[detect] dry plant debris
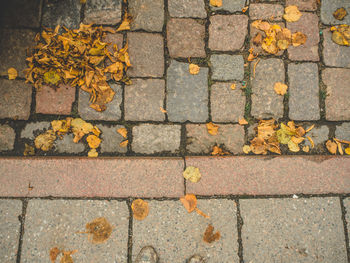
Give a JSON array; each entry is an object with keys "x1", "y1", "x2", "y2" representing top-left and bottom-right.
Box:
[
  {"x1": 331, "y1": 25, "x2": 350, "y2": 46},
  {"x1": 180, "y1": 194, "x2": 209, "y2": 218},
  {"x1": 274, "y1": 82, "x2": 288, "y2": 95},
  {"x1": 7, "y1": 68, "x2": 17, "y2": 80},
  {"x1": 119, "y1": 140, "x2": 128, "y2": 147},
  {"x1": 283, "y1": 6, "x2": 302, "y2": 22},
  {"x1": 210, "y1": 0, "x2": 222, "y2": 7},
  {"x1": 116, "y1": 12, "x2": 132, "y2": 32},
  {"x1": 203, "y1": 224, "x2": 220, "y2": 244},
  {"x1": 326, "y1": 138, "x2": 350, "y2": 155},
  {"x1": 211, "y1": 145, "x2": 229, "y2": 156},
  {"x1": 333, "y1": 7, "x2": 347, "y2": 20},
  {"x1": 50, "y1": 247, "x2": 78, "y2": 263},
  {"x1": 230, "y1": 83, "x2": 236, "y2": 90},
  {"x1": 239, "y1": 118, "x2": 248, "y2": 125},
  {"x1": 117, "y1": 127, "x2": 128, "y2": 138},
  {"x1": 84, "y1": 217, "x2": 113, "y2": 244},
  {"x1": 206, "y1": 122, "x2": 219, "y2": 136},
  {"x1": 189, "y1": 63, "x2": 200, "y2": 75},
  {"x1": 132, "y1": 199, "x2": 149, "y2": 220},
  {"x1": 183, "y1": 166, "x2": 201, "y2": 183}
]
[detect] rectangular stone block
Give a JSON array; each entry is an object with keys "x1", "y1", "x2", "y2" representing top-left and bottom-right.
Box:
[
  {"x1": 0, "y1": 125, "x2": 16, "y2": 152},
  {"x1": 100, "y1": 125, "x2": 127, "y2": 153},
  {"x1": 168, "y1": 0, "x2": 206, "y2": 18},
  {"x1": 84, "y1": 0, "x2": 122, "y2": 25},
  {"x1": 42, "y1": 0, "x2": 80, "y2": 28},
  {"x1": 286, "y1": 0, "x2": 317, "y2": 11},
  {"x1": 249, "y1": 3, "x2": 284, "y2": 21},
  {"x1": 323, "y1": 30, "x2": 350, "y2": 68},
  {"x1": 210, "y1": 54, "x2": 244, "y2": 81},
  {"x1": 211, "y1": 0, "x2": 245, "y2": 12},
  {"x1": 129, "y1": 0, "x2": 164, "y2": 31}
]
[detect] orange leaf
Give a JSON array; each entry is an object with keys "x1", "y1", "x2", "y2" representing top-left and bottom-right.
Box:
[
  {"x1": 210, "y1": 0, "x2": 222, "y2": 7},
  {"x1": 86, "y1": 134, "x2": 101, "y2": 149},
  {"x1": 230, "y1": 83, "x2": 236, "y2": 90},
  {"x1": 119, "y1": 140, "x2": 128, "y2": 147},
  {"x1": 50, "y1": 247, "x2": 60, "y2": 263},
  {"x1": 206, "y1": 122, "x2": 219, "y2": 136},
  {"x1": 189, "y1": 64, "x2": 200, "y2": 75},
  {"x1": 326, "y1": 140, "x2": 337, "y2": 154},
  {"x1": 160, "y1": 107, "x2": 167, "y2": 113},
  {"x1": 8, "y1": 68, "x2": 18, "y2": 80},
  {"x1": 239, "y1": 118, "x2": 248, "y2": 125},
  {"x1": 203, "y1": 224, "x2": 220, "y2": 244},
  {"x1": 85, "y1": 217, "x2": 112, "y2": 244},
  {"x1": 117, "y1": 128, "x2": 128, "y2": 138},
  {"x1": 180, "y1": 194, "x2": 197, "y2": 213},
  {"x1": 132, "y1": 199, "x2": 149, "y2": 220}
]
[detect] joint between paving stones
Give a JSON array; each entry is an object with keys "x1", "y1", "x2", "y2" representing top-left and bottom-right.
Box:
[
  {"x1": 340, "y1": 197, "x2": 350, "y2": 262},
  {"x1": 16, "y1": 199, "x2": 28, "y2": 263},
  {"x1": 126, "y1": 198, "x2": 134, "y2": 263},
  {"x1": 235, "y1": 199, "x2": 245, "y2": 263}
]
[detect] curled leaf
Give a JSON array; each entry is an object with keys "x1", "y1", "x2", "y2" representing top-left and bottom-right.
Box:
[
  {"x1": 283, "y1": 6, "x2": 302, "y2": 22},
  {"x1": 132, "y1": 199, "x2": 149, "y2": 220},
  {"x1": 302, "y1": 145, "x2": 310, "y2": 153},
  {"x1": 85, "y1": 217, "x2": 113, "y2": 244},
  {"x1": 117, "y1": 128, "x2": 128, "y2": 138},
  {"x1": 8, "y1": 68, "x2": 18, "y2": 80},
  {"x1": 203, "y1": 224, "x2": 220, "y2": 244},
  {"x1": 183, "y1": 166, "x2": 201, "y2": 183},
  {"x1": 119, "y1": 140, "x2": 128, "y2": 147},
  {"x1": 306, "y1": 136, "x2": 314, "y2": 149}
]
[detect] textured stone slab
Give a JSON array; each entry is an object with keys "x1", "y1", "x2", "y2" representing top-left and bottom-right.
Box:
[
  {"x1": 125, "y1": 79, "x2": 165, "y2": 121},
  {"x1": 210, "y1": 83, "x2": 245, "y2": 122},
  {"x1": 129, "y1": 0, "x2": 164, "y2": 31},
  {"x1": 249, "y1": 4, "x2": 284, "y2": 21},
  {"x1": 99, "y1": 125, "x2": 127, "y2": 153},
  {"x1": 132, "y1": 200, "x2": 239, "y2": 263},
  {"x1": 186, "y1": 124, "x2": 245, "y2": 154},
  {"x1": 21, "y1": 122, "x2": 51, "y2": 140},
  {"x1": 132, "y1": 124, "x2": 181, "y2": 154},
  {"x1": 211, "y1": 0, "x2": 245, "y2": 12},
  {"x1": 186, "y1": 156, "x2": 350, "y2": 195},
  {"x1": 0, "y1": 79, "x2": 32, "y2": 120},
  {"x1": 21, "y1": 200, "x2": 128, "y2": 263},
  {"x1": 323, "y1": 68, "x2": 350, "y2": 121},
  {"x1": 104, "y1": 33, "x2": 124, "y2": 53},
  {"x1": 288, "y1": 63, "x2": 320, "y2": 120},
  {"x1": 128, "y1": 32, "x2": 164, "y2": 77},
  {"x1": 336, "y1": 122, "x2": 350, "y2": 141},
  {"x1": 287, "y1": 13, "x2": 320, "y2": 61},
  {"x1": 167, "y1": 61, "x2": 208, "y2": 122},
  {"x1": 168, "y1": 0, "x2": 206, "y2": 18},
  {"x1": 78, "y1": 84, "x2": 122, "y2": 121},
  {"x1": 0, "y1": 158, "x2": 184, "y2": 197},
  {"x1": 251, "y1": 58, "x2": 285, "y2": 119},
  {"x1": 321, "y1": 0, "x2": 350, "y2": 25},
  {"x1": 240, "y1": 198, "x2": 347, "y2": 263},
  {"x1": 0, "y1": 125, "x2": 16, "y2": 152},
  {"x1": 209, "y1": 15, "x2": 248, "y2": 51},
  {"x1": 286, "y1": 0, "x2": 317, "y2": 11},
  {"x1": 323, "y1": 30, "x2": 350, "y2": 68},
  {"x1": 54, "y1": 134, "x2": 85, "y2": 154},
  {"x1": 0, "y1": 200, "x2": 22, "y2": 263},
  {"x1": 84, "y1": 0, "x2": 122, "y2": 25},
  {"x1": 42, "y1": 0, "x2": 80, "y2": 28},
  {"x1": 304, "y1": 125, "x2": 329, "y2": 152},
  {"x1": 167, "y1": 18, "x2": 206, "y2": 58},
  {"x1": 210, "y1": 55, "x2": 244, "y2": 81}
]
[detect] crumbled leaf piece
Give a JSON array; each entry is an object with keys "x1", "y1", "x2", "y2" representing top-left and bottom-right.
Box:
[
  {"x1": 243, "y1": 145, "x2": 251, "y2": 154},
  {"x1": 247, "y1": 48, "x2": 258, "y2": 61},
  {"x1": 288, "y1": 140, "x2": 300, "y2": 152},
  {"x1": 242, "y1": 6, "x2": 248, "y2": 13},
  {"x1": 183, "y1": 166, "x2": 201, "y2": 183},
  {"x1": 24, "y1": 143, "x2": 35, "y2": 156},
  {"x1": 132, "y1": 199, "x2": 149, "y2": 220},
  {"x1": 277, "y1": 129, "x2": 291, "y2": 144},
  {"x1": 333, "y1": 7, "x2": 347, "y2": 21},
  {"x1": 283, "y1": 6, "x2": 302, "y2": 22},
  {"x1": 119, "y1": 140, "x2": 128, "y2": 147},
  {"x1": 335, "y1": 139, "x2": 344, "y2": 155},
  {"x1": 345, "y1": 147, "x2": 350, "y2": 155},
  {"x1": 160, "y1": 107, "x2": 167, "y2": 113},
  {"x1": 210, "y1": 0, "x2": 222, "y2": 7},
  {"x1": 230, "y1": 83, "x2": 236, "y2": 90},
  {"x1": 116, "y1": 12, "x2": 132, "y2": 32},
  {"x1": 274, "y1": 82, "x2": 288, "y2": 95},
  {"x1": 252, "y1": 20, "x2": 271, "y2": 31},
  {"x1": 206, "y1": 122, "x2": 219, "y2": 136},
  {"x1": 203, "y1": 224, "x2": 220, "y2": 244},
  {"x1": 211, "y1": 146, "x2": 229, "y2": 156},
  {"x1": 291, "y1": 136, "x2": 304, "y2": 144},
  {"x1": 43, "y1": 70, "x2": 61, "y2": 85},
  {"x1": 296, "y1": 126, "x2": 306, "y2": 137},
  {"x1": 85, "y1": 217, "x2": 113, "y2": 244},
  {"x1": 253, "y1": 33, "x2": 263, "y2": 45},
  {"x1": 239, "y1": 118, "x2": 248, "y2": 125},
  {"x1": 117, "y1": 128, "x2": 128, "y2": 138},
  {"x1": 92, "y1": 126, "x2": 101, "y2": 136},
  {"x1": 302, "y1": 145, "x2": 310, "y2": 153},
  {"x1": 34, "y1": 130, "x2": 56, "y2": 151},
  {"x1": 60, "y1": 250, "x2": 77, "y2": 263},
  {"x1": 8, "y1": 68, "x2": 17, "y2": 80},
  {"x1": 292, "y1": 32, "x2": 307, "y2": 46},
  {"x1": 88, "y1": 148, "x2": 98, "y2": 157},
  {"x1": 86, "y1": 135, "x2": 101, "y2": 149},
  {"x1": 50, "y1": 247, "x2": 61, "y2": 263},
  {"x1": 305, "y1": 124, "x2": 315, "y2": 133},
  {"x1": 189, "y1": 64, "x2": 200, "y2": 75},
  {"x1": 306, "y1": 136, "x2": 314, "y2": 148},
  {"x1": 326, "y1": 140, "x2": 337, "y2": 154}
]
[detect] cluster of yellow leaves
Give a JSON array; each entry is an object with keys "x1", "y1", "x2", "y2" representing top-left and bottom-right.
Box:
[
  {"x1": 50, "y1": 247, "x2": 77, "y2": 263},
  {"x1": 25, "y1": 23, "x2": 131, "y2": 112},
  {"x1": 131, "y1": 199, "x2": 149, "y2": 220},
  {"x1": 326, "y1": 138, "x2": 350, "y2": 155},
  {"x1": 283, "y1": 6, "x2": 302, "y2": 22},
  {"x1": 183, "y1": 166, "x2": 201, "y2": 183},
  {"x1": 333, "y1": 7, "x2": 347, "y2": 21},
  {"x1": 331, "y1": 25, "x2": 350, "y2": 46}
]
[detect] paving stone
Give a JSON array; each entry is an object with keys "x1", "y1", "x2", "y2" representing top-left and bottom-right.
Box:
[
  {"x1": 128, "y1": 32, "x2": 164, "y2": 77},
  {"x1": 0, "y1": 200, "x2": 22, "y2": 263},
  {"x1": 132, "y1": 124, "x2": 181, "y2": 154},
  {"x1": 21, "y1": 200, "x2": 129, "y2": 262},
  {"x1": 210, "y1": 82, "x2": 245, "y2": 122},
  {"x1": 0, "y1": 79, "x2": 32, "y2": 120},
  {"x1": 167, "y1": 18, "x2": 206, "y2": 58},
  {"x1": 288, "y1": 63, "x2": 320, "y2": 121},
  {"x1": 125, "y1": 79, "x2": 165, "y2": 121},
  {"x1": 321, "y1": 0, "x2": 350, "y2": 25},
  {"x1": 166, "y1": 61, "x2": 208, "y2": 122},
  {"x1": 0, "y1": 29, "x2": 36, "y2": 78},
  {"x1": 240, "y1": 198, "x2": 347, "y2": 263},
  {"x1": 104, "y1": 33, "x2": 124, "y2": 53},
  {"x1": 36, "y1": 85, "x2": 76, "y2": 115},
  {"x1": 84, "y1": 0, "x2": 122, "y2": 25},
  {"x1": 132, "y1": 200, "x2": 239, "y2": 263},
  {"x1": 249, "y1": 4, "x2": 284, "y2": 21},
  {"x1": 287, "y1": 13, "x2": 320, "y2": 61},
  {"x1": 323, "y1": 68, "x2": 350, "y2": 121},
  {"x1": 78, "y1": 84, "x2": 122, "y2": 121},
  {"x1": 211, "y1": 0, "x2": 245, "y2": 12},
  {"x1": 335, "y1": 122, "x2": 350, "y2": 141},
  {"x1": 186, "y1": 124, "x2": 245, "y2": 154},
  {"x1": 286, "y1": 0, "x2": 317, "y2": 11},
  {"x1": 210, "y1": 55, "x2": 244, "y2": 81},
  {"x1": 42, "y1": 0, "x2": 80, "y2": 28},
  {"x1": 54, "y1": 134, "x2": 85, "y2": 154},
  {"x1": 99, "y1": 125, "x2": 127, "y2": 153},
  {"x1": 323, "y1": 30, "x2": 350, "y2": 68},
  {"x1": 168, "y1": 0, "x2": 206, "y2": 18},
  {"x1": 303, "y1": 125, "x2": 329, "y2": 152},
  {"x1": 209, "y1": 15, "x2": 248, "y2": 51},
  {"x1": 129, "y1": 0, "x2": 164, "y2": 31},
  {"x1": 251, "y1": 58, "x2": 285, "y2": 119},
  {"x1": 21, "y1": 122, "x2": 51, "y2": 140},
  {"x1": 0, "y1": 125, "x2": 16, "y2": 152}
]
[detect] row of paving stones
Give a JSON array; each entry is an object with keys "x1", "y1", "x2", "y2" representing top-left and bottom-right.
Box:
[{"x1": 1, "y1": 196, "x2": 349, "y2": 262}]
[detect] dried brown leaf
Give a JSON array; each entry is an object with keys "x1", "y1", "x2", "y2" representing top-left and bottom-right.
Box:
[
  {"x1": 60, "y1": 250, "x2": 77, "y2": 263},
  {"x1": 203, "y1": 224, "x2": 220, "y2": 244},
  {"x1": 132, "y1": 199, "x2": 149, "y2": 220},
  {"x1": 283, "y1": 6, "x2": 302, "y2": 22},
  {"x1": 50, "y1": 247, "x2": 60, "y2": 263},
  {"x1": 253, "y1": 33, "x2": 263, "y2": 46},
  {"x1": 333, "y1": 7, "x2": 347, "y2": 21},
  {"x1": 85, "y1": 217, "x2": 112, "y2": 244}
]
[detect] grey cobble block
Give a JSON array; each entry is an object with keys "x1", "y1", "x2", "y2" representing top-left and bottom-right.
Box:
[
  {"x1": 0, "y1": 125, "x2": 16, "y2": 151},
  {"x1": 55, "y1": 134, "x2": 85, "y2": 154},
  {"x1": 335, "y1": 122, "x2": 350, "y2": 141},
  {"x1": 210, "y1": 55, "x2": 244, "y2": 81},
  {"x1": 286, "y1": 0, "x2": 317, "y2": 11},
  {"x1": 321, "y1": 0, "x2": 350, "y2": 25},
  {"x1": 304, "y1": 125, "x2": 329, "y2": 151},
  {"x1": 211, "y1": 0, "x2": 245, "y2": 12},
  {"x1": 21, "y1": 122, "x2": 51, "y2": 140},
  {"x1": 129, "y1": 0, "x2": 164, "y2": 31},
  {"x1": 42, "y1": 0, "x2": 80, "y2": 28},
  {"x1": 100, "y1": 125, "x2": 127, "y2": 153},
  {"x1": 249, "y1": 4, "x2": 284, "y2": 21},
  {"x1": 168, "y1": 0, "x2": 206, "y2": 18},
  {"x1": 323, "y1": 30, "x2": 350, "y2": 68},
  {"x1": 84, "y1": 0, "x2": 122, "y2": 25}
]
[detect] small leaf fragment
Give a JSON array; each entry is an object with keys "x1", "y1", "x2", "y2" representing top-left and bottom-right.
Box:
[
  {"x1": 86, "y1": 134, "x2": 101, "y2": 149},
  {"x1": 206, "y1": 122, "x2": 219, "y2": 136},
  {"x1": 230, "y1": 83, "x2": 236, "y2": 90},
  {"x1": 34, "y1": 130, "x2": 56, "y2": 151},
  {"x1": 210, "y1": 0, "x2": 222, "y2": 7},
  {"x1": 180, "y1": 194, "x2": 197, "y2": 213},
  {"x1": 239, "y1": 118, "x2": 248, "y2": 125},
  {"x1": 306, "y1": 136, "x2": 314, "y2": 149},
  {"x1": 345, "y1": 147, "x2": 350, "y2": 155},
  {"x1": 117, "y1": 128, "x2": 128, "y2": 138},
  {"x1": 333, "y1": 7, "x2": 347, "y2": 21},
  {"x1": 243, "y1": 145, "x2": 251, "y2": 154},
  {"x1": 189, "y1": 64, "x2": 200, "y2": 75},
  {"x1": 85, "y1": 217, "x2": 113, "y2": 244},
  {"x1": 60, "y1": 250, "x2": 77, "y2": 263},
  {"x1": 24, "y1": 143, "x2": 35, "y2": 156},
  {"x1": 305, "y1": 124, "x2": 315, "y2": 133},
  {"x1": 50, "y1": 247, "x2": 61, "y2": 263},
  {"x1": 283, "y1": 5, "x2": 302, "y2": 22},
  {"x1": 203, "y1": 224, "x2": 220, "y2": 244},
  {"x1": 274, "y1": 82, "x2": 288, "y2": 95},
  {"x1": 119, "y1": 140, "x2": 128, "y2": 147},
  {"x1": 326, "y1": 140, "x2": 337, "y2": 154},
  {"x1": 183, "y1": 166, "x2": 201, "y2": 183},
  {"x1": 160, "y1": 107, "x2": 167, "y2": 113},
  {"x1": 132, "y1": 199, "x2": 149, "y2": 220},
  {"x1": 288, "y1": 140, "x2": 300, "y2": 152},
  {"x1": 88, "y1": 148, "x2": 98, "y2": 157},
  {"x1": 302, "y1": 145, "x2": 310, "y2": 153},
  {"x1": 8, "y1": 68, "x2": 18, "y2": 80}
]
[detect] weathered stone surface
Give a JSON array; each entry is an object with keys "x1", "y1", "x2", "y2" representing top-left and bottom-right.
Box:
[
  {"x1": 303, "y1": 125, "x2": 329, "y2": 152},
  {"x1": 0, "y1": 79, "x2": 32, "y2": 120},
  {"x1": 104, "y1": 33, "x2": 123, "y2": 53},
  {"x1": 166, "y1": 61, "x2": 208, "y2": 122},
  {"x1": 286, "y1": 0, "x2": 317, "y2": 11},
  {"x1": 21, "y1": 200, "x2": 129, "y2": 262},
  {"x1": 321, "y1": 0, "x2": 350, "y2": 25},
  {"x1": 0, "y1": 200, "x2": 22, "y2": 263},
  {"x1": 129, "y1": 0, "x2": 164, "y2": 31},
  {"x1": 249, "y1": 4, "x2": 284, "y2": 21},
  {"x1": 128, "y1": 32, "x2": 164, "y2": 77},
  {"x1": 167, "y1": 18, "x2": 206, "y2": 58},
  {"x1": 211, "y1": 82, "x2": 245, "y2": 122},
  {"x1": 323, "y1": 30, "x2": 350, "y2": 68},
  {"x1": 251, "y1": 59, "x2": 285, "y2": 119},
  {"x1": 186, "y1": 124, "x2": 245, "y2": 154},
  {"x1": 335, "y1": 122, "x2": 350, "y2": 141},
  {"x1": 21, "y1": 122, "x2": 51, "y2": 140},
  {"x1": 209, "y1": 15, "x2": 248, "y2": 51},
  {"x1": 323, "y1": 68, "x2": 350, "y2": 120},
  {"x1": 0, "y1": 125, "x2": 16, "y2": 152},
  {"x1": 125, "y1": 79, "x2": 165, "y2": 121},
  {"x1": 99, "y1": 125, "x2": 127, "y2": 153},
  {"x1": 240, "y1": 198, "x2": 347, "y2": 263},
  {"x1": 54, "y1": 134, "x2": 85, "y2": 153},
  {"x1": 211, "y1": 0, "x2": 245, "y2": 12},
  {"x1": 288, "y1": 63, "x2": 320, "y2": 120},
  {"x1": 210, "y1": 55, "x2": 244, "y2": 81},
  {"x1": 84, "y1": 0, "x2": 122, "y2": 24},
  {"x1": 168, "y1": 0, "x2": 206, "y2": 18},
  {"x1": 132, "y1": 124, "x2": 181, "y2": 154},
  {"x1": 42, "y1": 0, "x2": 80, "y2": 28},
  {"x1": 78, "y1": 84, "x2": 122, "y2": 121},
  {"x1": 132, "y1": 200, "x2": 239, "y2": 263}
]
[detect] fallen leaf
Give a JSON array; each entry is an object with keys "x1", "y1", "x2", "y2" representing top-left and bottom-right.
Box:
[
  {"x1": 132, "y1": 199, "x2": 149, "y2": 220},
  {"x1": 291, "y1": 136, "x2": 304, "y2": 144},
  {"x1": 296, "y1": 126, "x2": 306, "y2": 137},
  {"x1": 253, "y1": 33, "x2": 263, "y2": 46},
  {"x1": 239, "y1": 118, "x2": 248, "y2": 125},
  {"x1": 43, "y1": 70, "x2": 61, "y2": 85},
  {"x1": 34, "y1": 130, "x2": 56, "y2": 151},
  {"x1": 333, "y1": 7, "x2": 347, "y2": 21},
  {"x1": 92, "y1": 126, "x2": 101, "y2": 136},
  {"x1": 345, "y1": 147, "x2": 350, "y2": 155},
  {"x1": 24, "y1": 143, "x2": 35, "y2": 156},
  {"x1": 243, "y1": 145, "x2": 251, "y2": 154},
  {"x1": 283, "y1": 5, "x2": 302, "y2": 22},
  {"x1": 80, "y1": 0, "x2": 86, "y2": 3},
  {"x1": 119, "y1": 140, "x2": 128, "y2": 147},
  {"x1": 242, "y1": 6, "x2": 249, "y2": 13},
  {"x1": 86, "y1": 134, "x2": 101, "y2": 149},
  {"x1": 306, "y1": 136, "x2": 314, "y2": 148},
  {"x1": 180, "y1": 194, "x2": 197, "y2": 213},
  {"x1": 116, "y1": 12, "x2": 132, "y2": 32},
  {"x1": 288, "y1": 140, "x2": 300, "y2": 152},
  {"x1": 88, "y1": 148, "x2": 98, "y2": 157},
  {"x1": 305, "y1": 124, "x2": 315, "y2": 133},
  {"x1": 326, "y1": 140, "x2": 337, "y2": 154},
  {"x1": 203, "y1": 224, "x2": 220, "y2": 244},
  {"x1": 189, "y1": 64, "x2": 200, "y2": 75},
  {"x1": 292, "y1": 32, "x2": 307, "y2": 46},
  {"x1": 210, "y1": 0, "x2": 222, "y2": 7},
  {"x1": 50, "y1": 247, "x2": 61, "y2": 263},
  {"x1": 274, "y1": 82, "x2": 288, "y2": 95},
  {"x1": 117, "y1": 128, "x2": 128, "y2": 138},
  {"x1": 206, "y1": 122, "x2": 219, "y2": 136},
  {"x1": 8, "y1": 68, "x2": 18, "y2": 80},
  {"x1": 247, "y1": 48, "x2": 258, "y2": 61},
  {"x1": 302, "y1": 145, "x2": 310, "y2": 153},
  {"x1": 250, "y1": 136, "x2": 267, "y2": 155},
  {"x1": 160, "y1": 107, "x2": 167, "y2": 113},
  {"x1": 230, "y1": 83, "x2": 236, "y2": 90},
  {"x1": 85, "y1": 217, "x2": 113, "y2": 244},
  {"x1": 331, "y1": 25, "x2": 350, "y2": 46},
  {"x1": 211, "y1": 145, "x2": 229, "y2": 156},
  {"x1": 335, "y1": 139, "x2": 344, "y2": 155},
  {"x1": 60, "y1": 250, "x2": 77, "y2": 263},
  {"x1": 183, "y1": 166, "x2": 201, "y2": 183}
]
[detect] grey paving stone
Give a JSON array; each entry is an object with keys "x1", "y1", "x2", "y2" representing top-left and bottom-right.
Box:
[
  {"x1": 321, "y1": 0, "x2": 350, "y2": 25},
  {"x1": 78, "y1": 84, "x2": 122, "y2": 121},
  {"x1": 323, "y1": 30, "x2": 350, "y2": 68},
  {"x1": 211, "y1": 0, "x2": 245, "y2": 12},
  {"x1": 84, "y1": 0, "x2": 122, "y2": 25},
  {"x1": 54, "y1": 134, "x2": 85, "y2": 154},
  {"x1": 132, "y1": 199, "x2": 239, "y2": 263},
  {"x1": 21, "y1": 122, "x2": 51, "y2": 140},
  {"x1": 286, "y1": 0, "x2": 317, "y2": 11},
  {"x1": 288, "y1": 63, "x2": 320, "y2": 121},
  {"x1": 99, "y1": 125, "x2": 127, "y2": 153},
  {"x1": 0, "y1": 125, "x2": 16, "y2": 152},
  {"x1": 42, "y1": 0, "x2": 80, "y2": 28},
  {"x1": 0, "y1": 200, "x2": 22, "y2": 263},
  {"x1": 168, "y1": 0, "x2": 206, "y2": 18},
  {"x1": 186, "y1": 124, "x2": 245, "y2": 154},
  {"x1": 240, "y1": 197, "x2": 348, "y2": 263},
  {"x1": 125, "y1": 79, "x2": 165, "y2": 121},
  {"x1": 0, "y1": 79, "x2": 32, "y2": 120},
  {"x1": 304, "y1": 125, "x2": 329, "y2": 152},
  {"x1": 132, "y1": 124, "x2": 181, "y2": 154},
  {"x1": 167, "y1": 61, "x2": 208, "y2": 122},
  {"x1": 129, "y1": 0, "x2": 164, "y2": 31},
  {"x1": 210, "y1": 55, "x2": 244, "y2": 81},
  {"x1": 21, "y1": 200, "x2": 129, "y2": 263},
  {"x1": 335, "y1": 122, "x2": 350, "y2": 141},
  {"x1": 249, "y1": 4, "x2": 284, "y2": 21},
  {"x1": 251, "y1": 58, "x2": 285, "y2": 119},
  {"x1": 210, "y1": 82, "x2": 245, "y2": 122}
]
